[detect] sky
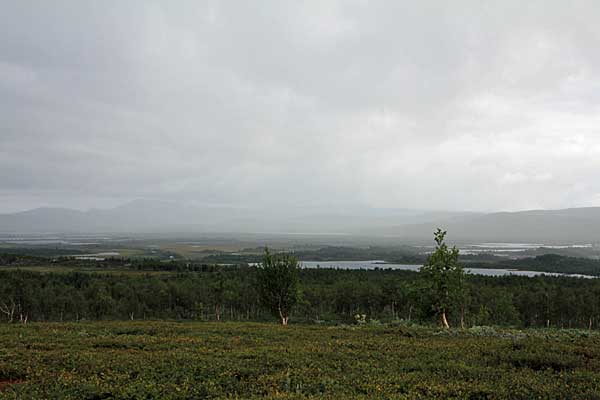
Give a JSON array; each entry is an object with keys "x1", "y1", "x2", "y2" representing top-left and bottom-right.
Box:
[{"x1": 1, "y1": 1, "x2": 600, "y2": 214}]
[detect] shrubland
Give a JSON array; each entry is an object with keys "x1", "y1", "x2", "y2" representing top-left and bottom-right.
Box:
[{"x1": 1, "y1": 321, "x2": 599, "y2": 399}]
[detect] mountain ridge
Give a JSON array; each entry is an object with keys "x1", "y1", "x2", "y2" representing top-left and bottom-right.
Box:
[{"x1": 0, "y1": 200, "x2": 598, "y2": 243}]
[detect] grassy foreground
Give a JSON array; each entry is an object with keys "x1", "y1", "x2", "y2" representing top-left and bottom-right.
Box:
[{"x1": 1, "y1": 322, "x2": 599, "y2": 399}]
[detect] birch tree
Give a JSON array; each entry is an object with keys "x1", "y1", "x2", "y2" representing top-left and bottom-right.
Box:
[
  {"x1": 256, "y1": 248, "x2": 299, "y2": 325},
  {"x1": 420, "y1": 229, "x2": 465, "y2": 328}
]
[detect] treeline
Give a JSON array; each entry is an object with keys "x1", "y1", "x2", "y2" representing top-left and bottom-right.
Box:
[
  {"x1": 5, "y1": 251, "x2": 600, "y2": 276},
  {"x1": 293, "y1": 246, "x2": 425, "y2": 263},
  {"x1": 467, "y1": 254, "x2": 600, "y2": 276},
  {"x1": 198, "y1": 246, "x2": 425, "y2": 265},
  {"x1": 0, "y1": 253, "x2": 217, "y2": 272},
  {"x1": 1, "y1": 267, "x2": 599, "y2": 329}
]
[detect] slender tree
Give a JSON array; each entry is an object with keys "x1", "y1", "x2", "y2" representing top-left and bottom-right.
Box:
[
  {"x1": 256, "y1": 248, "x2": 299, "y2": 325},
  {"x1": 420, "y1": 228, "x2": 465, "y2": 328},
  {"x1": 210, "y1": 272, "x2": 225, "y2": 321}
]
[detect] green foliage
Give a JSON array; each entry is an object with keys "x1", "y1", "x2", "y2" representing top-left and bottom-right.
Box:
[
  {"x1": 468, "y1": 253, "x2": 600, "y2": 276},
  {"x1": 420, "y1": 229, "x2": 465, "y2": 327},
  {"x1": 1, "y1": 266, "x2": 600, "y2": 329},
  {"x1": 1, "y1": 322, "x2": 599, "y2": 399},
  {"x1": 256, "y1": 248, "x2": 300, "y2": 324}
]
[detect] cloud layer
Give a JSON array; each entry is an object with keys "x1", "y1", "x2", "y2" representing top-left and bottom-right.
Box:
[{"x1": 2, "y1": 1, "x2": 600, "y2": 213}]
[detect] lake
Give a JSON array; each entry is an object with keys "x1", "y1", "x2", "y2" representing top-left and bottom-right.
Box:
[{"x1": 299, "y1": 260, "x2": 595, "y2": 278}]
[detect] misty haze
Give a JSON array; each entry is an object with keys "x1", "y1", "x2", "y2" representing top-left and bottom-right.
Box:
[{"x1": 2, "y1": 2, "x2": 600, "y2": 399}]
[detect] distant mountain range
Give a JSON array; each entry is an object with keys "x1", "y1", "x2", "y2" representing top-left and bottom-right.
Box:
[
  {"x1": 0, "y1": 200, "x2": 599, "y2": 243},
  {"x1": 387, "y1": 207, "x2": 600, "y2": 243}
]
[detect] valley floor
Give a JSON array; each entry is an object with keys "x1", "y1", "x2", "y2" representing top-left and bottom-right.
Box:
[{"x1": 1, "y1": 322, "x2": 599, "y2": 399}]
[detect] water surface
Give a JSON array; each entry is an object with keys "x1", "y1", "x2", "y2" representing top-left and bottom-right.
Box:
[{"x1": 299, "y1": 260, "x2": 595, "y2": 278}]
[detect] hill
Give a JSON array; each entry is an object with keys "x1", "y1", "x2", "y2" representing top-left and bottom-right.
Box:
[
  {"x1": 1, "y1": 201, "x2": 600, "y2": 244},
  {"x1": 0, "y1": 200, "x2": 475, "y2": 236},
  {"x1": 389, "y1": 207, "x2": 600, "y2": 243}
]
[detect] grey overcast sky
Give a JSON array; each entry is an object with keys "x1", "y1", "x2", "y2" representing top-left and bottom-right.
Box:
[{"x1": 1, "y1": 1, "x2": 600, "y2": 213}]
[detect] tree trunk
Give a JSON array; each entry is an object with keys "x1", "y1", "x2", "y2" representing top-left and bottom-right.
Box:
[
  {"x1": 0, "y1": 301, "x2": 16, "y2": 323},
  {"x1": 215, "y1": 304, "x2": 221, "y2": 321},
  {"x1": 278, "y1": 306, "x2": 288, "y2": 326},
  {"x1": 441, "y1": 311, "x2": 450, "y2": 329}
]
